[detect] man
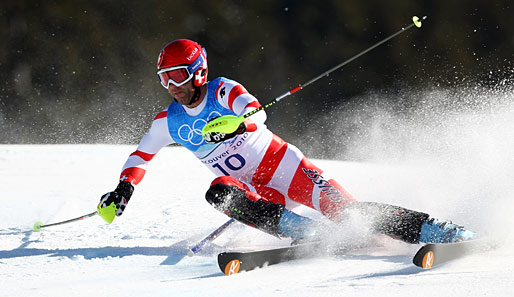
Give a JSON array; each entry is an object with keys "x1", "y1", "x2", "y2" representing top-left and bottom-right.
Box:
[{"x1": 98, "y1": 39, "x2": 476, "y2": 245}]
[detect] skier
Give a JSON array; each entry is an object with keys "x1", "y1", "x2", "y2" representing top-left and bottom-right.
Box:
[{"x1": 98, "y1": 39, "x2": 476, "y2": 245}]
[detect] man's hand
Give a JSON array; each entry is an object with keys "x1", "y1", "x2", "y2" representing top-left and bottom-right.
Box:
[
  {"x1": 202, "y1": 114, "x2": 258, "y2": 144},
  {"x1": 203, "y1": 114, "x2": 259, "y2": 144},
  {"x1": 204, "y1": 121, "x2": 247, "y2": 144},
  {"x1": 98, "y1": 181, "x2": 134, "y2": 217}
]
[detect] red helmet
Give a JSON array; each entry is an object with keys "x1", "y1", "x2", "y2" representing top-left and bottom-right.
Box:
[{"x1": 157, "y1": 39, "x2": 208, "y2": 88}]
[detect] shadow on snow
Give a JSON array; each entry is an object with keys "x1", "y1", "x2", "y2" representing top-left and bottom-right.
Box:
[{"x1": 0, "y1": 239, "x2": 190, "y2": 265}]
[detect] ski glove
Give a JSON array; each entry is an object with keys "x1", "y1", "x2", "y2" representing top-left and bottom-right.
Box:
[
  {"x1": 99, "y1": 181, "x2": 134, "y2": 216},
  {"x1": 204, "y1": 121, "x2": 247, "y2": 144},
  {"x1": 204, "y1": 117, "x2": 258, "y2": 144}
]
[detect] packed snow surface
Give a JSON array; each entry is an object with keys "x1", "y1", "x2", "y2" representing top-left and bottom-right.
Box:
[{"x1": 1, "y1": 143, "x2": 513, "y2": 297}]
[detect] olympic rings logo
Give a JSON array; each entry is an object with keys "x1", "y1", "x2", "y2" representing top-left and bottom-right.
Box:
[{"x1": 177, "y1": 111, "x2": 222, "y2": 145}]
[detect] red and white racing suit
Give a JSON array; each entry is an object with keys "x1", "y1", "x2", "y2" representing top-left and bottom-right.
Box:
[{"x1": 120, "y1": 77, "x2": 355, "y2": 221}]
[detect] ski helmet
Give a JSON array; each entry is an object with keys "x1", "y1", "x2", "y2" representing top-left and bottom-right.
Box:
[{"x1": 157, "y1": 39, "x2": 208, "y2": 89}]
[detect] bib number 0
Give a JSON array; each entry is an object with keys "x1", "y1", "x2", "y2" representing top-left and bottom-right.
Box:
[{"x1": 212, "y1": 153, "x2": 246, "y2": 176}]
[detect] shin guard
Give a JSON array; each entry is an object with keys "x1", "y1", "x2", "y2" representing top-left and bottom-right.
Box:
[
  {"x1": 344, "y1": 202, "x2": 429, "y2": 243},
  {"x1": 206, "y1": 183, "x2": 285, "y2": 237}
]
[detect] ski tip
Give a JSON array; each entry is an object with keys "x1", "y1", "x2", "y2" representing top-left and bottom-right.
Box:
[
  {"x1": 223, "y1": 259, "x2": 242, "y2": 275},
  {"x1": 412, "y1": 245, "x2": 434, "y2": 269},
  {"x1": 420, "y1": 250, "x2": 435, "y2": 269}
]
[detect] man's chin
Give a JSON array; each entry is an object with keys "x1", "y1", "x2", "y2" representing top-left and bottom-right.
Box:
[{"x1": 174, "y1": 97, "x2": 190, "y2": 105}]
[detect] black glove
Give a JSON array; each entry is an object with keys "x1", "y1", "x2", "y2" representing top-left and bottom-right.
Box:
[
  {"x1": 99, "y1": 181, "x2": 134, "y2": 216},
  {"x1": 204, "y1": 121, "x2": 246, "y2": 144}
]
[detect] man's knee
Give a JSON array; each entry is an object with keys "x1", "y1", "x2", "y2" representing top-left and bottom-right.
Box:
[
  {"x1": 205, "y1": 183, "x2": 234, "y2": 208},
  {"x1": 210, "y1": 176, "x2": 246, "y2": 189},
  {"x1": 208, "y1": 176, "x2": 262, "y2": 203}
]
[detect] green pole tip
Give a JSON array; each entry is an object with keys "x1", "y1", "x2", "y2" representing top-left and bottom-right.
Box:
[
  {"x1": 412, "y1": 16, "x2": 422, "y2": 28},
  {"x1": 33, "y1": 221, "x2": 44, "y2": 231}
]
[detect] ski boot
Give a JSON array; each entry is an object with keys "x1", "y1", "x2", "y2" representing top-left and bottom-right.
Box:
[
  {"x1": 419, "y1": 218, "x2": 477, "y2": 243},
  {"x1": 278, "y1": 209, "x2": 320, "y2": 244}
]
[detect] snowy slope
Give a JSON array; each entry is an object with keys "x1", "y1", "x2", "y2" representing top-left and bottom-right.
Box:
[{"x1": 1, "y1": 144, "x2": 513, "y2": 297}]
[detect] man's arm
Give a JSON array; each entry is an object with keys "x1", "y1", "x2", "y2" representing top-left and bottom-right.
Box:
[
  {"x1": 120, "y1": 110, "x2": 174, "y2": 185},
  {"x1": 215, "y1": 79, "x2": 267, "y2": 125},
  {"x1": 203, "y1": 79, "x2": 267, "y2": 144},
  {"x1": 98, "y1": 110, "x2": 174, "y2": 219}
]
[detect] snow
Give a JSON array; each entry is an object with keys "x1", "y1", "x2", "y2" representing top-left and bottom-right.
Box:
[{"x1": 1, "y1": 143, "x2": 514, "y2": 297}]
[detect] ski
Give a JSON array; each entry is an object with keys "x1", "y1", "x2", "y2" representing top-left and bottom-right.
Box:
[
  {"x1": 413, "y1": 238, "x2": 493, "y2": 269},
  {"x1": 219, "y1": 238, "x2": 494, "y2": 275},
  {"x1": 218, "y1": 242, "x2": 320, "y2": 275}
]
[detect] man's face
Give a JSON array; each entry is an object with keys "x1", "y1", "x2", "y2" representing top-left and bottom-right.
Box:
[{"x1": 168, "y1": 80, "x2": 195, "y2": 106}]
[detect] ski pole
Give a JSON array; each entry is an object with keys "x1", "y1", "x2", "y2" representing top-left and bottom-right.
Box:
[
  {"x1": 33, "y1": 211, "x2": 98, "y2": 231},
  {"x1": 202, "y1": 16, "x2": 427, "y2": 136},
  {"x1": 188, "y1": 218, "x2": 236, "y2": 256}
]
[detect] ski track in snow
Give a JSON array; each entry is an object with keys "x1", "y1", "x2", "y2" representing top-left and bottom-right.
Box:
[{"x1": 1, "y1": 145, "x2": 513, "y2": 297}]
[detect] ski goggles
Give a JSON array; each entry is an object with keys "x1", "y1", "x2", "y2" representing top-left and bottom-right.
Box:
[{"x1": 157, "y1": 53, "x2": 205, "y2": 89}]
